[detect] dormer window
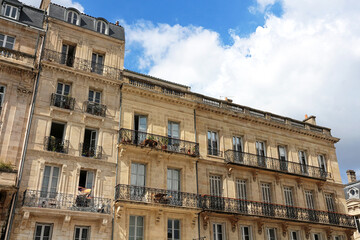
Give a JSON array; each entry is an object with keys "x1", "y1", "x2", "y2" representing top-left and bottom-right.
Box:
[
  {"x1": 3, "y1": 4, "x2": 19, "y2": 19},
  {"x1": 67, "y1": 10, "x2": 79, "y2": 25},
  {"x1": 96, "y1": 21, "x2": 107, "y2": 34},
  {"x1": 348, "y1": 187, "x2": 359, "y2": 199}
]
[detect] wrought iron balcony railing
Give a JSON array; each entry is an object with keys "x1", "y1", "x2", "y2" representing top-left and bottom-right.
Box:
[
  {"x1": 119, "y1": 128, "x2": 199, "y2": 157},
  {"x1": 50, "y1": 93, "x2": 75, "y2": 110},
  {"x1": 225, "y1": 150, "x2": 329, "y2": 180},
  {"x1": 200, "y1": 195, "x2": 355, "y2": 228},
  {"x1": 83, "y1": 101, "x2": 106, "y2": 117},
  {"x1": 23, "y1": 190, "x2": 111, "y2": 214},
  {"x1": 42, "y1": 49, "x2": 121, "y2": 80},
  {"x1": 44, "y1": 136, "x2": 69, "y2": 154},
  {"x1": 115, "y1": 184, "x2": 199, "y2": 208},
  {"x1": 80, "y1": 144, "x2": 102, "y2": 159},
  {"x1": 0, "y1": 46, "x2": 35, "y2": 65}
]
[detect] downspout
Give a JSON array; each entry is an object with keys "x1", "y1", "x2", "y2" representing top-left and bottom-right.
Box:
[
  {"x1": 194, "y1": 109, "x2": 201, "y2": 240},
  {"x1": 112, "y1": 78, "x2": 123, "y2": 240},
  {"x1": 5, "y1": 16, "x2": 48, "y2": 240}
]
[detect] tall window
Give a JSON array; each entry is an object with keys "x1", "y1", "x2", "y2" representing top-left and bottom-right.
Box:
[
  {"x1": 233, "y1": 136, "x2": 243, "y2": 152},
  {"x1": 208, "y1": 131, "x2": 219, "y2": 156},
  {"x1": 240, "y1": 226, "x2": 252, "y2": 240},
  {"x1": 0, "y1": 85, "x2": 5, "y2": 113},
  {"x1": 305, "y1": 190, "x2": 315, "y2": 209},
  {"x1": 213, "y1": 223, "x2": 225, "y2": 240},
  {"x1": 91, "y1": 53, "x2": 104, "y2": 74},
  {"x1": 210, "y1": 175, "x2": 222, "y2": 196},
  {"x1": 290, "y1": 231, "x2": 299, "y2": 240},
  {"x1": 47, "y1": 122, "x2": 66, "y2": 153},
  {"x1": 266, "y1": 228, "x2": 277, "y2": 240},
  {"x1": 40, "y1": 165, "x2": 60, "y2": 198},
  {"x1": 256, "y1": 141, "x2": 266, "y2": 167},
  {"x1": 168, "y1": 219, "x2": 180, "y2": 240},
  {"x1": 129, "y1": 216, "x2": 144, "y2": 240},
  {"x1": 168, "y1": 121, "x2": 180, "y2": 150},
  {"x1": 0, "y1": 34, "x2": 15, "y2": 49},
  {"x1": 3, "y1": 4, "x2": 18, "y2": 19},
  {"x1": 298, "y1": 151, "x2": 308, "y2": 174},
  {"x1": 82, "y1": 128, "x2": 98, "y2": 157},
  {"x1": 333, "y1": 236, "x2": 343, "y2": 240},
  {"x1": 88, "y1": 90, "x2": 101, "y2": 104},
  {"x1": 355, "y1": 216, "x2": 360, "y2": 232},
  {"x1": 167, "y1": 169, "x2": 180, "y2": 192},
  {"x1": 78, "y1": 170, "x2": 94, "y2": 190},
  {"x1": 34, "y1": 223, "x2": 53, "y2": 240},
  {"x1": 96, "y1": 21, "x2": 107, "y2": 34},
  {"x1": 61, "y1": 44, "x2": 76, "y2": 67},
  {"x1": 278, "y1": 146, "x2": 287, "y2": 171},
  {"x1": 325, "y1": 193, "x2": 335, "y2": 212},
  {"x1": 261, "y1": 183, "x2": 271, "y2": 203},
  {"x1": 130, "y1": 163, "x2": 146, "y2": 199},
  {"x1": 284, "y1": 187, "x2": 294, "y2": 206},
  {"x1": 313, "y1": 233, "x2": 321, "y2": 240},
  {"x1": 67, "y1": 11, "x2": 78, "y2": 25},
  {"x1": 318, "y1": 155, "x2": 327, "y2": 173},
  {"x1": 74, "y1": 226, "x2": 90, "y2": 240},
  {"x1": 236, "y1": 179, "x2": 247, "y2": 200},
  {"x1": 134, "y1": 115, "x2": 147, "y2": 144}
]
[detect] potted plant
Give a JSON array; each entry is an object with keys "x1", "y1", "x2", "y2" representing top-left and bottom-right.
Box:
[{"x1": 161, "y1": 138, "x2": 168, "y2": 150}]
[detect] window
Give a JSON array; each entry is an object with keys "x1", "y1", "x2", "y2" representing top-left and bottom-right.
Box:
[
  {"x1": 56, "y1": 82, "x2": 70, "y2": 96},
  {"x1": 305, "y1": 190, "x2": 315, "y2": 209},
  {"x1": 130, "y1": 163, "x2": 146, "y2": 199},
  {"x1": 210, "y1": 175, "x2": 222, "y2": 196},
  {"x1": 266, "y1": 228, "x2": 277, "y2": 240},
  {"x1": 129, "y1": 216, "x2": 144, "y2": 240},
  {"x1": 278, "y1": 146, "x2": 288, "y2": 171},
  {"x1": 213, "y1": 223, "x2": 225, "y2": 240},
  {"x1": 47, "y1": 122, "x2": 66, "y2": 153},
  {"x1": 0, "y1": 34, "x2": 15, "y2": 49},
  {"x1": 96, "y1": 21, "x2": 107, "y2": 34},
  {"x1": 318, "y1": 155, "x2": 327, "y2": 173},
  {"x1": 233, "y1": 136, "x2": 243, "y2": 162},
  {"x1": 236, "y1": 179, "x2": 247, "y2": 200},
  {"x1": 61, "y1": 44, "x2": 76, "y2": 67},
  {"x1": 325, "y1": 193, "x2": 335, "y2": 212},
  {"x1": 289, "y1": 231, "x2": 299, "y2": 240},
  {"x1": 78, "y1": 170, "x2": 94, "y2": 196},
  {"x1": 168, "y1": 219, "x2": 180, "y2": 240},
  {"x1": 208, "y1": 131, "x2": 219, "y2": 156},
  {"x1": 256, "y1": 141, "x2": 266, "y2": 167},
  {"x1": 168, "y1": 121, "x2": 180, "y2": 150},
  {"x1": 67, "y1": 11, "x2": 79, "y2": 25},
  {"x1": 91, "y1": 53, "x2": 104, "y2": 74},
  {"x1": 333, "y1": 236, "x2": 343, "y2": 240},
  {"x1": 348, "y1": 187, "x2": 359, "y2": 199},
  {"x1": 298, "y1": 151, "x2": 308, "y2": 174},
  {"x1": 167, "y1": 169, "x2": 180, "y2": 192},
  {"x1": 88, "y1": 90, "x2": 101, "y2": 104},
  {"x1": 82, "y1": 129, "x2": 98, "y2": 157},
  {"x1": 74, "y1": 226, "x2": 90, "y2": 240},
  {"x1": 0, "y1": 85, "x2": 5, "y2": 113},
  {"x1": 86, "y1": 90, "x2": 105, "y2": 116},
  {"x1": 355, "y1": 216, "x2": 360, "y2": 232},
  {"x1": 261, "y1": 183, "x2": 271, "y2": 203},
  {"x1": 34, "y1": 223, "x2": 53, "y2": 240},
  {"x1": 313, "y1": 233, "x2": 321, "y2": 240},
  {"x1": 240, "y1": 226, "x2": 252, "y2": 240},
  {"x1": 40, "y1": 165, "x2": 60, "y2": 198},
  {"x1": 3, "y1": 4, "x2": 18, "y2": 19},
  {"x1": 284, "y1": 187, "x2": 294, "y2": 206},
  {"x1": 134, "y1": 115, "x2": 147, "y2": 144}
]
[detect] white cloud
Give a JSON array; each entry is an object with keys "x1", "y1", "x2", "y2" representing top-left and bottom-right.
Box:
[
  {"x1": 121, "y1": 0, "x2": 360, "y2": 180},
  {"x1": 21, "y1": 0, "x2": 84, "y2": 12}
]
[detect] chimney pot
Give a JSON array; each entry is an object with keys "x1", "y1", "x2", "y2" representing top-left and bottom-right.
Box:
[
  {"x1": 347, "y1": 170, "x2": 357, "y2": 183},
  {"x1": 303, "y1": 115, "x2": 316, "y2": 125},
  {"x1": 116, "y1": 21, "x2": 119, "y2": 26}
]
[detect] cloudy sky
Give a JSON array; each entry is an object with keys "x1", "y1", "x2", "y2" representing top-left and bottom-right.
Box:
[{"x1": 23, "y1": 0, "x2": 360, "y2": 183}]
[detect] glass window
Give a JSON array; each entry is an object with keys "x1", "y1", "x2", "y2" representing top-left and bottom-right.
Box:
[
  {"x1": 284, "y1": 187, "x2": 294, "y2": 206},
  {"x1": 131, "y1": 163, "x2": 146, "y2": 187},
  {"x1": 298, "y1": 151, "x2": 308, "y2": 174},
  {"x1": 207, "y1": 131, "x2": 219, "y2": 156},
  {"x1": 91, "y1": 53, "x2": 104, "y2": 74},
  {"x1": 278, "y1": 146, "x2": 287, "y2": 161},
  {"x1": 240, "y1": 226, "x2": 252, "y2": 240},
  {"x1": 56, "y1": 82, "x2": 70, "y2": 96},
  {"x1": 233, "y1": 136, "x2": 243, "y2": 152},
  {"x1": 213, "y1": 223, "x2": 225, "y2": 240},
  {"x1": 3, "y1": 4, "x2": 18, "y2": 19},
  {"x1": 318, "y1": 155, "x2": 327, "y2": 172},
  {"x1": 210, "y1": 175, "x2": 222, "y2": 196},
  {"x1": 96, "y1": 21, "x2": 107, "y2": 34},
  {"x1": 168, "y1": 219, "x2": 180, "y2": 240},
  {"x1": 40, "y1": 166, "x2": 60, "y2": 198},
  {"x1": 290, "y1": 231, "x2": 299, "y2": 240},
  {"x1": 88, "y1": 90, "x2": 101, "y2": 103},
  {"x1": 0, "y1": 34, "x2": 15, "y2": 49},
  {"x1": 78, "y1": 170, "x2": 94, "y2": 190},
  {"x1": 355, "y1": 216, "x2": 360, "y2": 232},
  {"x1": 0, "y1": 85, "x2": 5, "y2": 108},
  {"x1": 325, "y1": 193, "x2": 335, "y2": 212},
  {"x1": 34, "y1": 223, "x2": 53, "y2": 240},
  {"x1": 74, "y1": 226, "x2": 90, "y2": 240},
  {"x1": 256, "y1": 141, "x2": 266, "y2": 156},
  {"x1": 267, "y1": 228, "x2": 277, "y2": 240},
  {"x1": 167, "y1": 168, "x2": 180, "y2": 192},
  {"x1": 168, "y1": 121, "x2": 180, "y2": 139},
  {"x1": 67, "y1": 11, "x2": 78, "y2": 25},
  {"x1": 313, "y1": 233, "x2": 321, "y2": 240},
  {"x1": 261, "y1": 183, "x2": 271, "y2": 203},
  {"x1": 236, "y1": 179, "x2": 247, "y2": 200},
  {"x1": 305, "y1": 190, "x2": 315, "y2": 209},
  {"x1": 129, "y1": 216, "x2": 144, "y2": 240},
  {"x1": 333, "y1": 236, "x2": 343, "y2": 240}
]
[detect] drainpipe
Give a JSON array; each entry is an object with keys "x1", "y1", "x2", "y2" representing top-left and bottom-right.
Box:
[
  {"x1": 112, "y1": 78, "x2": 123, "y2": 240},
  {"x1": 5, "y1": 16, "x2": 48, "y2": 240},
  {"x1": 193, "y1": 109, "x2": 201, "y2": 240}
]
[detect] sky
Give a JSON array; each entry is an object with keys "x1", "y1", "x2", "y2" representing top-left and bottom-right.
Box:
[{"x1": 23, "y1": 0, "x2": 360, "y2": 183}]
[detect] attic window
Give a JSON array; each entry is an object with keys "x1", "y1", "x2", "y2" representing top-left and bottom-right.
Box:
[
  {"x1": 3, "y1": 4, "x2": 19, "y2": 19},
  {"x1": 96, "y1": 20, "x2": 107, "y2": 34},
  {"x1": 348, "y1": 187, "x2": 359, "y2": 199},
  {"x1": 67, "y1": 10, "x2": 79, "y2": 25}
]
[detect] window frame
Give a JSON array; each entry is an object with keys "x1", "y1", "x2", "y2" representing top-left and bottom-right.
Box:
[
  {"x1": 34, "y1": 223, "x2": 53, "y2": 240},
  {"x1": 209, "y1": 174, "x2": 222, "y2": 196},
  {"x1": 266, "y1": 227, "x2": 277, "y2": 240},
  {"x1": 96, "y1": 20, "x2": 108, "y2": 34},
  {"x1": 318, "y1": 155, "x2": 327, "y2": 172},
  {"x1": 324, "y1": 193, "x2": 336, "y2": 212},
  {"x1": 74, "y1": 226, "x2": 90, "y2": 240},
  {"x1": 312, "y1": 233, "x2": 322, "y2": 240},
  {"x1": 167, "y1": 168, "x2": 180, "y2": 192},
  {"x1": 88, "y1": 89, "x2": 101, "y2": 104},
  {"x1": 67, "y1": 10, "x2": 79, "y2": 25},
  {"x1": 40, "y1": 165, "x2": 60, "y2": 198},
  {"x1": 129, "y1": 215, "x2": 144, "y2": 240},
  {"x1": 232, "y1": 136, "x2": 243, "y2": 152},
  {"x1": 305, "y1": 190, "x2": 315, "y2": 209},
  {"x1": 0, "y1": 85, "x2": 6, "y2": 108},
  {"x1": 212, "y1": 223, "x2": 225, "y2": 240},
  {"x1": 0, "y1": 33, "x2": 15, "y2": 49},
  {"x1": 261, "y1": 183, "x2": 272, "y2": 203},
  {"x1": 240, "y1": 225, "x2": 252, "y2": 240},
  {"x1": 236, "y1": 179, "x2": 247, "y2": 200},
  {"x1": 3, "y1": 4, "x2": 19, "y2": 20},
  {"x1": 284, "y1": 186, "x2": 294, "y2": 206},
  {"x1": 207, "y1": 130, "x2": 219, "y2": 156},
  {"x1": 167, "y1": 219, "x2": 180, "y2": 240},
  {"x1": 289, "y1": 231, "x2": 299, "y2": 240}
]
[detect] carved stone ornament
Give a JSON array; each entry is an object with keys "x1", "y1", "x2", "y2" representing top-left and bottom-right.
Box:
[
  {"x1": 202, "y1": 212, "x2": 210, "y2": 230},
  {"x1": 325, "y1": 228, "x2": 333, "y2": 240},
  {"x1": 229, "y1": 217, "x2": 239, "y2": 232},
  {"x1": 303, "y1": 225, "x2": 311, "y2": 239},
  {"x1": 281, "y1": 223, "x2": 288, "y2": 237},
  {"x1": 155, "y1": 209, "x2": 163, "y2": 225},
  {"x1": 257, "y1": 221, "x2": 264, "y2": 234}
]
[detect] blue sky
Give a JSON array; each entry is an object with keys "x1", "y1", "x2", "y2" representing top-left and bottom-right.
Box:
[{"x1": 23, "y1": 0, "x2": 360, "y2": 183}]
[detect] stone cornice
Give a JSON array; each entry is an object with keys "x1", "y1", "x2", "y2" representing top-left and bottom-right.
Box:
[{"x1": 0, "y1": 60, "x2": 37, "y2": 78}]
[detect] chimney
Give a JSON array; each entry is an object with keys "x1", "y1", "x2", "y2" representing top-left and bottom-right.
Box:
[
  {"x1": 116, "y1": 21, "x2": 119, "y2": 26},
  {"x1": 40, "y1": 0, "x2": 51, "y2": 10},
  {"x1": 303, "y1": 115, "x2": 316, "y2": 125},
  {"x1": 347, "y1": 170, "x2": 357, "y2": 183}
]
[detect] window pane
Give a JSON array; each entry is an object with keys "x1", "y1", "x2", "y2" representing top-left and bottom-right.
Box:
[
  {"x1": 5, "y1": 6, "x2": 11, "y2": 16},
  {"x1": 11, "y1": 7, "x2": 17, "y2": 18}
]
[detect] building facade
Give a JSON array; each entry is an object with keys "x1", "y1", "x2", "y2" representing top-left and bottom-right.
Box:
[
  {"x1": 0, "y1": 0, "x2": 45, "y2": 237},
  {"x1": 344, "y1": 170, "x2": 360, "y2": 240},
  {"x1": 1, "y1": 0, "x2": 356, "y2": 239}
]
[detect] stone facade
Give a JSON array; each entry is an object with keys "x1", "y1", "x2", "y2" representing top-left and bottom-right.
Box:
[
  {"x1": 344, "y1": 170, "x2": 360, "y2": 240},
  {"x1": 1, "y1": 0, "x2": 356, "y2": 240}
]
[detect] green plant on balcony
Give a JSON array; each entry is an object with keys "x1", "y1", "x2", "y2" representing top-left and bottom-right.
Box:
[
  {"x1": 0, "y1": 161, "x2": 14, "y2": 172},
  {"x1": 161, "y1": 138, "x2": 168, "y2": 150},
  {"x1": 144, "y1": 135, "x2": 158, "y2": 147}
]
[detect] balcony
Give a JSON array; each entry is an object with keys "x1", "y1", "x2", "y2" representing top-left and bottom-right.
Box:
[
  {"x1": 115, "y1": 184, "x2": 199, "y2": 209},
  {"x1": 50, "y1": 93, "x2": 75, "y2": 110},
  {"x1": 225, "y1": 150, "x2": 329, "y2": 180},
  {"x1": 201, "y1": 195, "x2": 355, "y2": 228},
  {"x1": 84, "y1": 101, "x2": 106, "y2": 117},
  {"x1": 0, "y1": 46, "x2": 35, "y2": 66},
  {"x1": 22, "y1": 190, "x2": 111, "y2": 214},
  {"x1": 119, "y1": 128, "x2": 199, "y2": 157},
  {"x1": 42, "y1": 49, "x2": 121, "y2": 80},
  {"x1": 44, "y1": 136, "x2": 69, "y2": 154},
  {"x1": 80, "y1": 144, "x2": 102, "y2": 159}
]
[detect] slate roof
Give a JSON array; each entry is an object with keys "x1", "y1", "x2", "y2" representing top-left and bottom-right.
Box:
[
  {"x1": 1, "y1": 0, "x2": 45, "y2": 29},
  {"x1": 48, "y1": 3, "x2": 125, "y2": 41}
]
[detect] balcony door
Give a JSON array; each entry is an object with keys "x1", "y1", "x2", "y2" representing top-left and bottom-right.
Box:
[
  {"x1": 278, "y1": 146, "x2": 287, "y2": 171},
  {"x1": 284, "y1": 187, "x2": 296, "y2": 218},
  {"x1": 40, "y1": 165, "x2": 60, "y2": 199},
  {"x1": 130, "y1": 163, "x2": 146, "y2": 200},
  {"x1": 77, "y1": 170, "x2": 94, "y2": 208},
  {"x1": 167, "y1": 169, "x2": 181, "y2": 205},
  {"x1": 61, "y1": 44, "x2": 75, "y2": 67},
  {"x1": 210, "y1": 175, "x2": 223, "y2": 210},
  {"x1": 48, "y1": 122, "x2": 66, "y2": 153},
  {"x1": 256, "y1": 141, "x2": 266, "y2": 167},
  {"x1": 82, "y1": 129, "x2": 97, "y2": 157},
  {"x1": 134, "y1": 115, "x2": 147, "y2": 145},
  {"x1": 233, "y1": 136, "x2": 243, "y2": 163},
  {"x1": 54, "y1": 82, "x2": 71, "y2": 109},
  {"x1": 305, "y1": 190, "x2": 317, "y2": 222},
  {"x1": 91, "y1": 53, "x2": 104, "y2": 74},
  {"x1": 168, "y1": 121, "x2": 180, "y2": 151},
  {"x1": 261, "y1": 183, "x2": 274, "y2": 216},
  {"x1": 298, "y1": 151, "x2": 308, "y2": 174}
]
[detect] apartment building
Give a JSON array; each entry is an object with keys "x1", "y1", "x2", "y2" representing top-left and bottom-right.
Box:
[
  {"x1": 0, "y1": 0, "x2": 44, "y2": 237},
  {"x1": 344, "y1": 170, "x2": 360, "y2": 240},
  {"x1": 1, "y1": 0, "x2": 356, "y2": 239}
]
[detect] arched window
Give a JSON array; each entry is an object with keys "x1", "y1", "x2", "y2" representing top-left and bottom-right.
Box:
[
  {"x1": 67, "y1": 11, "x2": 78, "y2": 25},
  {"x1": 96, "y1": 21, "x2": 107, "y2": 34}
]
